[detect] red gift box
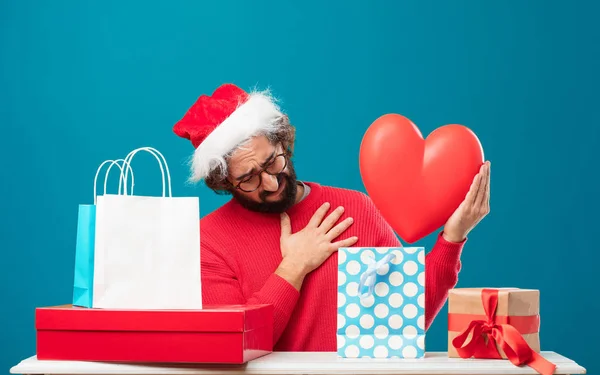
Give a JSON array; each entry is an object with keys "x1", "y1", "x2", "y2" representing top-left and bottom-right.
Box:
[{"x1": 36, "y1": 304, "x2": 273, "y2": 364}]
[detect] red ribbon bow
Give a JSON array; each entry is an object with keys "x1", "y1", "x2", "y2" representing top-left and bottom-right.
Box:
[{"x1": 451, "y1": 289, "x2": 556, "y2": 375}]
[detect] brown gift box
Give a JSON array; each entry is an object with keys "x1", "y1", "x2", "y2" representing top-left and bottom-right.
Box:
[{"x1": 447, "y1": 288, "x2": 541, "y2": 358}]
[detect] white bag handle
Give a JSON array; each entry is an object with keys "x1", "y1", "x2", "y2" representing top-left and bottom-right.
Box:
[
  {"x1": 104, "y1": 159, "x2": 135, "y2": 196},
  {"x1": 93, "y1": 159, "x2": 135, "y2": 205},
  {"x1": 121, "y1": 146, "x2": 172, "y2": 198}
]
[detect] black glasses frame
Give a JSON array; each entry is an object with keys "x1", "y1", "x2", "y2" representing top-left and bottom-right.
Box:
[{"x1": 230, "y1": 151, "x2": 289, "y2": 193}]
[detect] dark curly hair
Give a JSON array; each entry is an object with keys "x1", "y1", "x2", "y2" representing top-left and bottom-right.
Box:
[{"x1": 204, "y1": 115, "x2": 296, "y2": 195}]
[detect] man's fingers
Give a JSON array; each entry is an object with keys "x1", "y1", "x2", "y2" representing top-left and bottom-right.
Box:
[
  {"x1": 280, "y1": 212, "x2": 291, "y2": 237},
  {"x1": 319, "y1": 206, "x2": 345, "y2": 233},
  {"x1": 484, "y1": 162, "x2": 491, "y2": 211},
  {"x1": 308, "y1": 202, "x2": 331, "y2": 227},
  {"x1": 464, "y1": 172, "x2": 481, "y2": 206},
  {"x1": 475, "y1": 163, "x2": 489, "y2": 209},
  {"x1": 326, "y1": 216, "x2": 354, "y2": 241},
  {"x1": 330, "y1": 236, "x2": 359, "y2": 252}
]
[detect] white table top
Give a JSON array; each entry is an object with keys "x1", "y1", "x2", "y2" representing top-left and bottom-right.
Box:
[{"x1": 10, "y1": 352, "x2": 586, "y2": 375}]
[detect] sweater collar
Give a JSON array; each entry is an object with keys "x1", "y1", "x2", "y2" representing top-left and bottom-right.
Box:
[{"x1": 286, "y1": 181, "x2": 322, "y2": 216}]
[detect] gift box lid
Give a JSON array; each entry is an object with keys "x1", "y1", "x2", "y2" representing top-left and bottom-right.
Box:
[
  {"x1": 448, "y1": 288, "x2": 540, "y2": 316},
  {"x1": 36, "y1": 304, "x2": 273, "y2": 333}
]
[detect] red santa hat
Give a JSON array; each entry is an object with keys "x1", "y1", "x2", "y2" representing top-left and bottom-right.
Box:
[{"x1": 173, "y1": 83, "x2": 285, "y2": 182}]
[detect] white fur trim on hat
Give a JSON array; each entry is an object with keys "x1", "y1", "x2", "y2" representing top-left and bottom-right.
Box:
[{"x1": 190, "y1": 90, "x2": 284, "y2": 182}]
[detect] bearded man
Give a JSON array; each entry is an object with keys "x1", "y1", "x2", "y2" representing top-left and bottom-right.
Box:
[{"x1": 173, "y1": 83, "x2": 491, "y2": 351}]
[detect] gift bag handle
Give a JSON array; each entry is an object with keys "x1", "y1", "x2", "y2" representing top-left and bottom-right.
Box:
[
  {"x1": 93, "y1": 159, "x2": 135, "y2": 205},
  {"x1": 358, "y1": 252, "x2": 397, "y2": 299},
  {"x1": 121, "y1": 147, "x2": 172, "y2": 198}
]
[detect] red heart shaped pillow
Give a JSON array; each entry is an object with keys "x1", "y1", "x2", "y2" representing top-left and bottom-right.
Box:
[{"x1": 359, "y1": 114, "x2": 484, "y2": 243}]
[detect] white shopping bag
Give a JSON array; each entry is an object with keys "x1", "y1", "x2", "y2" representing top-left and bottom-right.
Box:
[{"x1": 92, "y1": 146, "x2": 202, "y2": 309}]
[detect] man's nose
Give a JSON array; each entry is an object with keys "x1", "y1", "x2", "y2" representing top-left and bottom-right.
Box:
[{"x1": 261, "y1": 173, "x2": 279, "y2": 191}]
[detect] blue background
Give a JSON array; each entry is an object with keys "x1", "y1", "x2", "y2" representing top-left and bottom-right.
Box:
[{"x1": 1, "y1": 1, "x2": 597, "y2": 374}]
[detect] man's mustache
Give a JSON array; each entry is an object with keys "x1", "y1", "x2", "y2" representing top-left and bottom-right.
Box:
[{"x1": 260, "y1": 173, "x2": 287, "y2": 200}]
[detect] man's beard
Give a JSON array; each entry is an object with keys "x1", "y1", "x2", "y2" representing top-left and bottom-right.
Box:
[{"x1": 231, "y1": 161, "x2": 299, "y2": 214}]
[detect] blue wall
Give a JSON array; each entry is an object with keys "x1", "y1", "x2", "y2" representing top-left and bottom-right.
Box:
[{"x1": 1, "y1": 1, "x2": 597, "y2": 374}]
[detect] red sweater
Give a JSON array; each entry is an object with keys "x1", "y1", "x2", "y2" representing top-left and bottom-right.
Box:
[{"x1": 200, "y1": 182, "x2": 464, "y2": 351}]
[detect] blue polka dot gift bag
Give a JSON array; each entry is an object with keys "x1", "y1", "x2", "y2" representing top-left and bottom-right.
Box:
[{"x1": 337, "y1": 246, "x2": 425, "y2": 359}]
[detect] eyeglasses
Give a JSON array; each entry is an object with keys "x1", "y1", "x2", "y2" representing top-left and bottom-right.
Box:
[{"x1": 232, "y1": 151, "x2": 289, "y2": 193}]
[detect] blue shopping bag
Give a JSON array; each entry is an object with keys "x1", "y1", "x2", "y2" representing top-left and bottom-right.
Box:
[
  {"x1": 72, "y1": 159, "x2": 133, "y2": 307},
  {"x1": 72, "y1": 204, "x2": 96, "y2": 307}
]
